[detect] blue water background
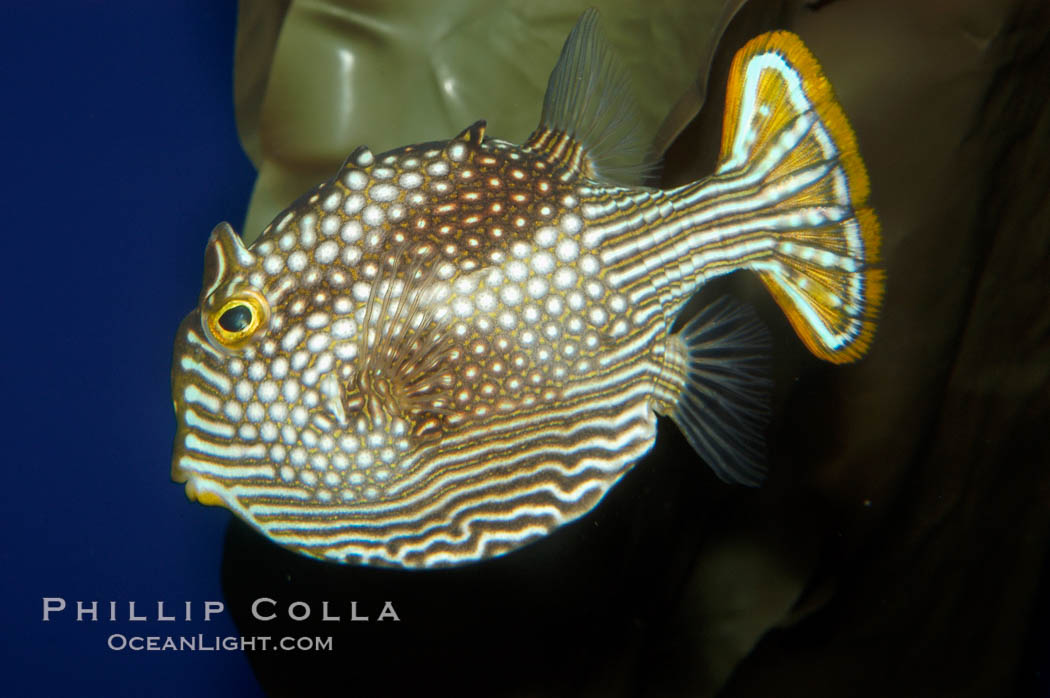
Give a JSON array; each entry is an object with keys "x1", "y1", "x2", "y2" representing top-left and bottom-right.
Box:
[{"x1": 0, "y1": 2, "x2": 263, "y2": 695}]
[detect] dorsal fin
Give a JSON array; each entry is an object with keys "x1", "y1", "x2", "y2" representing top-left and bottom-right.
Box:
[{"x1": 524, "y1": 8, "x2": 654, "y2": 185}]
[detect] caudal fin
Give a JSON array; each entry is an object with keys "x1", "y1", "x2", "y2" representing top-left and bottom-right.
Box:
[{"x1": 719, "y1": 32, "x2": 882, "y2": 363}]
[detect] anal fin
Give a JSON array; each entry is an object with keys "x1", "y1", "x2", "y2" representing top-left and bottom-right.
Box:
[{"x1": 664, "y1": 297, "x2": 772, "y2": 486}]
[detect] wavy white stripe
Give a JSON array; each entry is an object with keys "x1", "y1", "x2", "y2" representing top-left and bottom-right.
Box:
[
  {"x1": 180, "y1": 356, "x2": 231, "y2": 394},
  {"x1": 250, "y1": 397, "x2": 653, "y2": 526},
  {"x1": 178, "y1": 455, "x2": 273, "y2": 479}
]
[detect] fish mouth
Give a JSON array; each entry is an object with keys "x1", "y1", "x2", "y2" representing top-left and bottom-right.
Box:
[{"x1": 180, "y1": 473, "x2": 228, "y2": 508}]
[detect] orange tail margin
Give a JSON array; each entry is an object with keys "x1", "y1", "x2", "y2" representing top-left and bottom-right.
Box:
[{"x1": 719, "y1": 31, "x2": 883, "y2": 363}]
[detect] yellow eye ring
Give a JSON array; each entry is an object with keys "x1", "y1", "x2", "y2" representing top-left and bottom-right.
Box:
[{"x1": 204, "y1": 289, "x2": 270, "y2": 350}]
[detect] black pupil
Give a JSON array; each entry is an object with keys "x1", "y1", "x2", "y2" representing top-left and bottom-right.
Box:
[{"x1": 218, "y1": 304, "x2": 252, "y2": 333}]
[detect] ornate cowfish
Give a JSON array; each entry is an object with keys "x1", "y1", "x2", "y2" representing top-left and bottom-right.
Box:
[{"x1": 171, "y1": 10, "x2": 881, "y2": 568}]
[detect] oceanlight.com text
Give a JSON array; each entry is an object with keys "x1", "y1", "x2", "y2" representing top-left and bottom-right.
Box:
[{"x1": 107, "y1": 633, "x2": 333, "y2": 652}]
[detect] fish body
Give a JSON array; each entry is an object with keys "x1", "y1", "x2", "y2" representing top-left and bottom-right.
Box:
[{"x1": 171, "y1": 11, "x2": 881, "y2": 568}]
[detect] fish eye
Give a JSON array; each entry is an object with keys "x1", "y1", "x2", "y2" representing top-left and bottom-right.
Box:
[
  {"x1": 218, "y1": 303, "x2": 253, "y2": 332},
  {"x1": 204, "y1": 289, "x2": 270, "y2": 350}
]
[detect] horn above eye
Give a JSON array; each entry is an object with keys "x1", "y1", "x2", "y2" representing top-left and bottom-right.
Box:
[{"x1": 200, "y1": 222, "x2": 255, "y2": 304}]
